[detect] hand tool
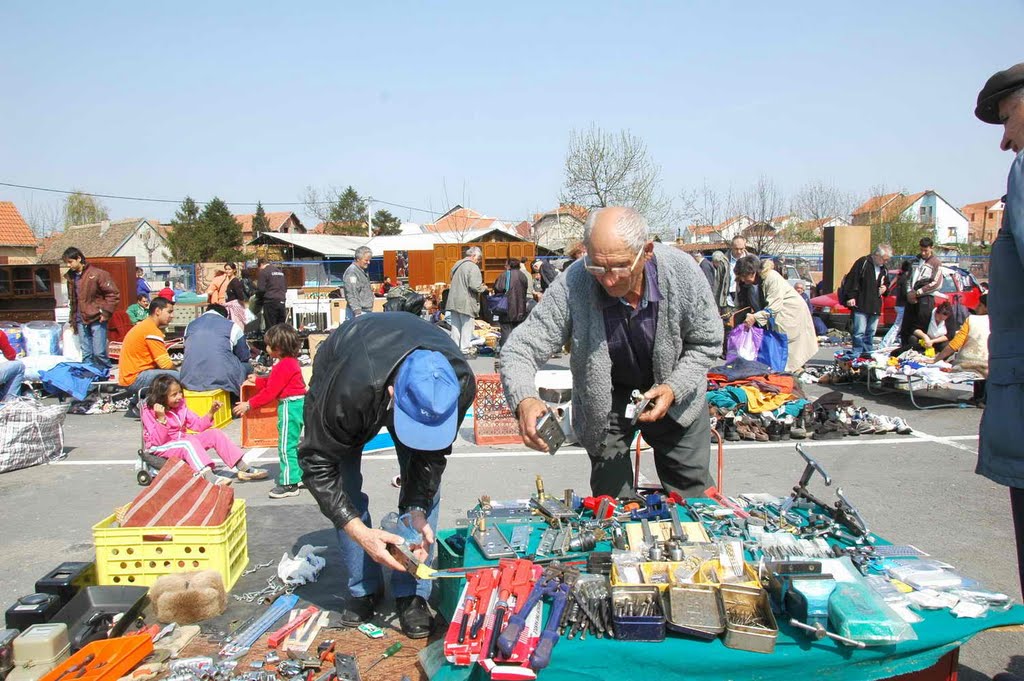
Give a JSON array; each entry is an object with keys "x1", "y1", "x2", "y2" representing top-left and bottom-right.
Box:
[
  {"x1": 267, "y1": 606, "x2": 319, "y2": 648},
  {"x1": 152, "y1": 623, "x2": 176, "y2": 644},
  {"x1": 535, "y1": 409, "x2": 566, "y2": 455},
  {"x1": 219, "y1": 593, "x2": 299, "y2": 658},
  {"x1": 363, "y1": 642, "x2": 402, "y2": 673},
  {"x1": 485, "y1": 559, "x2": 525, "y2": 660},
  {"x1": 457, "y1": 570, "x2": 484, "y2": 643},
  {"x1": 625, "y1": 389, "x2": 652, "y2": 424},
  {"x1": 788, "y1": 618, "x2": 866, "y2": 648},
  {"x1": 497, "y1": 563, "x2": 577, "y2": 668}
]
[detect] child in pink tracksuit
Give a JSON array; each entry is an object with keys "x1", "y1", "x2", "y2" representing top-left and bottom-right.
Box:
[{"x1": 142, "y1": 374, "x2": 268, "y2": 485}]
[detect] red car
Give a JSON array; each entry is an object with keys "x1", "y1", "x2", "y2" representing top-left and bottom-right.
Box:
[{"x1": 809, "y1": 265, "x2": 983, "y2": 332}]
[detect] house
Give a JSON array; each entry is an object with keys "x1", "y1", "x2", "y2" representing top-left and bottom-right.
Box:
[
  {"x1": 421, "y1": 206, "x2": 515, "y2": 236},
  {"x1": 961, "y1": 198, "x2": 1003, "y2": 246},
  {"x1": 0, "y1": 202, "x2": 40, "y2": 263},
  {"x1": 794, "y1": 216, "x2": 850, "y2": 236},
  {"x1": 851, "y1": 190, "x2": 969, "y2": 245},
  {"x1": 37, "y1": 218, "x2": 172, "y2": 265},
  {"x1": 234, "y1": 211, "x2": 305, "y2": 239},
  {"x1": 530, "y1": 205, "x2": 588, "y2": 253},
  {"x1": 683, "y1": 215, "x2": 755, "y2": 244}
]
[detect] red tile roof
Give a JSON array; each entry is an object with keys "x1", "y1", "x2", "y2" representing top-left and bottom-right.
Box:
[
  {"x1": 852, "y1": 192, "x2": 903, "y2": 216},
  {"x1": 512, "y1": 221, "x2": 532, "y2": 239},
  {"x1": 234, "y1": 211, "x2": 300, "y2": 236},
  {"x1": 424, "y1": 207, "x2": 498, "y2": 233},
  {"x1": 532, "y1": 204, "x2": 589, "y2": 223},
  {"x1": 0, "y1": 202, "x2": 39, "y2": 247},
  {"x1": 961, "y1": 199, "x2": 1003, "y2": 215}
]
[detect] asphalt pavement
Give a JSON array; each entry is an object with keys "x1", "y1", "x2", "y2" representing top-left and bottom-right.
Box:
[{"x1": 1, "y1": 346, "x2": 1020, "y2": 679}]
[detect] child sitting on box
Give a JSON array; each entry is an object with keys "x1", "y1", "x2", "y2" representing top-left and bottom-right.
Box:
[
  {"x1": 233, "y1": 323, "x2": 307, "y2": 499},
  {"x1": 142, "y1": 374, "x2": 268, "y2": 485}
]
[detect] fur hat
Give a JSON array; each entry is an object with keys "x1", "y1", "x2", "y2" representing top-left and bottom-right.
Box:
[{"x1": 149, "y1": 570, "x2": 226, "y2": 624}]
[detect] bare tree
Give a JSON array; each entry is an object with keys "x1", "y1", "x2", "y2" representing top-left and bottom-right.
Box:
[
  {"x1": 679, "y1": 180, "x2": 733, "y2": 242},
  {"x1": 21, "y1": 196, "x2": 63, "y2": 237},
  {"x1": 302, "y1": 185, "x2": 342, "y2": 233},
  {"x1": 734, "y1": 175, "x2": 787, "y2": 255},
  {"x1": 139, "y1": 226, "x2": 164, "y2": 269},
  {"x1": 790, "y1": 180, "x2": 854, "y2": 241},
  {"x1": 560, "y1": 124, "x2": 674, "y2": 236}
]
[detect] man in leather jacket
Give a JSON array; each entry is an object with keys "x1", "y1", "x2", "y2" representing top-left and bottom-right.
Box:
[{"x1": 299, "y1": 312, "x2": 475, "y2": 638}]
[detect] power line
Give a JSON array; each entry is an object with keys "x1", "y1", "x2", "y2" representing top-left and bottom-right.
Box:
[{"x1": 0, "y1": 180, "x2": 535, "y2": 225}]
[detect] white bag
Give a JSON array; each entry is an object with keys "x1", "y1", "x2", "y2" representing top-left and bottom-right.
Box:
[{"x1": 0, "y1": 398, "x2": 68, "y2": 473}]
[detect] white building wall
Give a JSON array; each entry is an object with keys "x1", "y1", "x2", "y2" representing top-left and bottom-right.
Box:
[
  {"x1": 903, "y1": 195, "x2": 969, "y2": 245},
  {"x1": 113, "y1": 221, "x2": 173, "y2": 265}
]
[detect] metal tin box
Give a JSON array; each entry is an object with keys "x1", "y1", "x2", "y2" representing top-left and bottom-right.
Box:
[{"x1": 720, "y1": 584, "x2": 778, "y2": 654}]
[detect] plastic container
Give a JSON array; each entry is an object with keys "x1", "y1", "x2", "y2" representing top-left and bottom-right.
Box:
[
  {"x1": 50, "y1": 587, "x2": 148, "y2": 652},
  {"x1": 473, "y1": 374, "x2": 522, "y2": 446},
  {"x1": 34, "y1": 563, "x2": 96, "y2": 609},
  {"x1": 5, "y1": 595, "x2": 62, "y2": 632},
  {"x1": 39, "y1": 633, "x2": 152, "y2": 681},
  {"x1": 240, "y1": 384, "x2": 278, "y2": 447},
  {"x1": 182, "y1": 389, "x2": 232, "y2": 430},
  {"x1": 91, "y1": 499, "x2": 248, "y2": 590},
  {"x1": 0, "y1": 323, "x2": 26, "y2": 358},
  {"x1": 21, "y1": 322, "x2": 61, "y2": 357},
  {"x1": 8, "y1": 623, "x2": 69, "y2": 681}
]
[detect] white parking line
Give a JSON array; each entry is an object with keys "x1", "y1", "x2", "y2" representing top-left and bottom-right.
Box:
[{"x1": 51, "y1": 434, "x2": 979, "y2": 466}]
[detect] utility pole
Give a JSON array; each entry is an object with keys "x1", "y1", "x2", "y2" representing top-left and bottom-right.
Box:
[{"x1": 367, "y1": 196, "x2": 373, "y2": 237}]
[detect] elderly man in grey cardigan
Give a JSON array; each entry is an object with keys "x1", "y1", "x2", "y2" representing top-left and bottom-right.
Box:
[
  {"x1": 501, "y1": 207, "x2": 722, "y2": 498},
  {"x1": 445, "y1": 246, "x2": 488, "y2": 357},
  {"x1": 343, "y1": 246, "x2": 374, "y2": 322}
]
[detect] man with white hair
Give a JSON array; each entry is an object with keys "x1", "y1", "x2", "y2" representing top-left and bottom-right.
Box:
[
  {"x1": 500, "y1": 207, "x2": 722, "y2": 498},
  {"x1": 841, "y1": 243, "x2": 893, "y2": 356},
  {"x1": 444, "y1": 246, "x2": 487, "y2": 357},
  {"x1": 343, "y1": 246, "x2": 374, "y2": 322}
]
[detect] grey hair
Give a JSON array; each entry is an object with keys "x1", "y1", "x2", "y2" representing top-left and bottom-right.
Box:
[
  {"x1": 733, "y1": 254, "x2": 762, "y2": 278},
  {"x1": 465, "y1": 246, "x2": 483, "y2": 259},
  {"x1": 873, "y1": 243, "x2": 893, "y2": 258},
  {"x1": 582, "y1": 207, "x2": 649, "y2": 253},
  {"x1": 354, "y1": 246, "x2": 372, "y2": 259}
]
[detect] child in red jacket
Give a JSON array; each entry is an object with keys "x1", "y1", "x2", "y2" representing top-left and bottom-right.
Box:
[{"x1": 234, "y1": 324, "x2": 306, "y2": 498}]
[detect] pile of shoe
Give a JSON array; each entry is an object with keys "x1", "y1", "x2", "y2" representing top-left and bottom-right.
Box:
[
  {"x1": 807, "y1": 404, "x2": 913, "y2": 440},
  {"x1": 709, "y1": 403, "x2": 912, "y2": 443},
  {"x1": 712, "y1": 409, "x2": 795, "y2": 442}
]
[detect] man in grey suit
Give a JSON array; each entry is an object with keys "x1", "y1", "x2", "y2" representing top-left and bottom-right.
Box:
[
  {"x1": 343, "y1": 246, "x2": 374, "y2": 322},
  {"x1": 500, "y1": 207, "x2": 722, "y2": 498}
]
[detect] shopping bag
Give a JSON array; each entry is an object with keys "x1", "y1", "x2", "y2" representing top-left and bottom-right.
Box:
[
  {"x1": 0, "y1": 397, "x2": 68, "y2": 473},
  {"x1": 726, "y1": 325, "x2": 763, "y2": 362},
  {"x1": 121, "y1": 459, "x2": 234, "y2": 527},
  {"x1": 757, "y1": 312, "x2": 789, "y2": 372}
]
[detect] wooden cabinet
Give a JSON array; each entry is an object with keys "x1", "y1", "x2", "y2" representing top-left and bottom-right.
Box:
[
  {"x1": 0, "y1": 264, "x2": 61, "y2": 322},
  {"x1": 433, "y1": 241, "x2": 536, "y2": 288},
  {"x1": 87, "y1": 257, "x2": 136, "y2": 314}
]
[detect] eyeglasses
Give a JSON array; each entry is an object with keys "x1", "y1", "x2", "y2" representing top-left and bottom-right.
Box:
[{"x1": 583, "y1": 248, "x2": 645, "y2": 279}]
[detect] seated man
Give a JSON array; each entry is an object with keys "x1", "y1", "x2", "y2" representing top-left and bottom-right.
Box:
[
  {"x1": 0, "y1": 328, "x2": 25, "y2": 402},
  {"x1": 180, "y1": 304, "x2": 253, "y2": 397},
  {"x1": 912, "y1": 300, "x2": 953, "y2": 353},
  {"x1": 126, "y1": 294, "x2": 150, "y2": 325},
  {"x1": 118, "y1": 296, "x2": 179, "y2": 416}
]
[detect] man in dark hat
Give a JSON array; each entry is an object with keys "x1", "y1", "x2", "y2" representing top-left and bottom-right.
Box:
[{"x1": 975, "y1": 63, "x2": 1024, "y2": 609}]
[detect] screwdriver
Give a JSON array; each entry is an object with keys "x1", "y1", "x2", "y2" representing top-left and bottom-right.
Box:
[{"x1": 364, "y1": 642, "x2": 402, "y2": 673}]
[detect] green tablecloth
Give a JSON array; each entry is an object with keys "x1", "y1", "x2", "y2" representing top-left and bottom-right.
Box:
[{"x1": 432, "y1": 518, "x2": 1024, "y2": 681}]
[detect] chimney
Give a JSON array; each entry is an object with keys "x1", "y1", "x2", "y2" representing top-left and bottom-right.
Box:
[{"x1": 99, "y1": 220, "x2": 110, "y2": 236}]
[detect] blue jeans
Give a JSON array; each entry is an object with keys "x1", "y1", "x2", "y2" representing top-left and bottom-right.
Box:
[
  {"x1": 335, "y1": 423, "x2": 442, "y2": 601},
  {"x1": 77, "y1": 321, "x2": 110, "y2": 370},
  {"x1": 850, "y1": 311, "x2": 880, "y2": 356},
  {"x1": 131, "y1": 369, "x2": 180, "y2": 396},
  {"x1": 0, "y1": 361, "x2": 25, "y2": 401}
]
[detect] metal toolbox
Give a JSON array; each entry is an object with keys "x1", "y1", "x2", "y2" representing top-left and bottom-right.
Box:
[
  {"x1": 720, "y1": 584, "x2": 778, "y2": 654},
  {"x1": 664, "y1": 583, "x2": 726, "y2": 640},
  {"x1": 611, "y1": 585, "x2": 665, "y2": 642}
]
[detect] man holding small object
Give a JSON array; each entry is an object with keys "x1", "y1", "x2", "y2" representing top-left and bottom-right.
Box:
[
  {"x1": 298, "y1": 312, "x2": 475, "y2": 638},
  {"x1": 500, "y1": 206, "x2": 723, "y2": 498}
]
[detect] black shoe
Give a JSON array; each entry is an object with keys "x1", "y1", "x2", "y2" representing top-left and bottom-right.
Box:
[
  {"x1": 339, "y1": 594, "x2": 378, "y2": 627},
  {"x1": 268, "y1": 484, "x2": 300, "y2": 499},
  {"x1": 724, "y1": 417, "x2": 740, "y2": 442},
  {"x1": 395, "y1": 595, "x2": 433, "y2": 639},
  {"x1": 124, "y1": 405, "x2": 140, "y2": 419}
]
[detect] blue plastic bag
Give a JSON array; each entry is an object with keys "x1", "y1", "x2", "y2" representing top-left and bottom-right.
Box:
[{"x1": 757, "y1": 311, "x2": 789, "y2": 372}]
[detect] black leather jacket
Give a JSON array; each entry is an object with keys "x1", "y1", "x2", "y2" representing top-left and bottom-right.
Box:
[{"x1": 299, "y1": 312, "x2": 475, "y2": 529}]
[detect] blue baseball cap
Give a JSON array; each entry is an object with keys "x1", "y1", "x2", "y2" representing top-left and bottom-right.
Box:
[{"x1": 393, "y1": 349, "x2": 461, "y2": 451}]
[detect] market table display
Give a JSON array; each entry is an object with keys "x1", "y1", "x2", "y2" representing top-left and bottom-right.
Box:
[{"x1": 426, "y1": 446, "x2": 1023, "y2": 681}]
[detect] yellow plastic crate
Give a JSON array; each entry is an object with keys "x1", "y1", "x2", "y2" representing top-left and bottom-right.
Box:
[
  {"x1": 183, "y1": 389, "x2": 232, "y2": 429},
  {"x1": 92, "y1": 499, "x2": 248, "y2": 590}
]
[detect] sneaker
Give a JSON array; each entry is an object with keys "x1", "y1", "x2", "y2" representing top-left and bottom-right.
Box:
[
  {"x1": 268, "y1": 484, "x2": 300, "y2": 499},
  {"x1": 237, "y1": 467, "x2": 269, "y2": 481},
  {"x1": 869, "y1": 415, "x2": 896, "y2": 434},
  {"x1": 889, "y1": 416, "x2": 913, "y2": 435},
  {"x1": 853, "y1": 419, "x2": 875, "y2": 436}
]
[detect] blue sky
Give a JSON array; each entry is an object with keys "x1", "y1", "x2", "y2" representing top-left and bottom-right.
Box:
[{"x1": 1, "y1": 2, "x2": 1021, "y2": 230}]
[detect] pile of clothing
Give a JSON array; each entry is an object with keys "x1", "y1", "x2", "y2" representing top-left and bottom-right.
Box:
[{"x1": 707, "y1": 358, "x2": 809, "y2": 441}]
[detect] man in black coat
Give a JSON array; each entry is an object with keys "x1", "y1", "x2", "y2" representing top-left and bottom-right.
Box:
[
  {"x1": 299, "y1": 313, "x2": 475, "y2": 638},
  {"x1": 842, "y1": 243, "x2": 892, "y2": 356},
  {"x1": 494, "y1": 258, "x2": 530, "y2": 351}
]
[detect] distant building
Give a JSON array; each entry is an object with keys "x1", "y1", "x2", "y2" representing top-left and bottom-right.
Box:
[
  {"x1": 851, "y1": 190, "x2": 968, "y2": 245},
  {"x1": 234, "y1": 211, "x2": 305, "y2": 239},
  {"x1": 960, "y1": 198, "x2": 1003, "y2": 246},
  {"x1": 530, "y1": 205, "x2": 588, "y2": 253},
  {"x1": 0, "y1": 202, "x2": 40, "y2": 263},
  {"x1": 37, "y1": 218, "x2": 171, "y2": 265}
]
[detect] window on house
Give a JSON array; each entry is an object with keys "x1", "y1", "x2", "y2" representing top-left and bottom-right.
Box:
[
  {"x1": 988, "y1": 212, "x2": 994, "y2": 219},
  {"x1": 947, "y1": 226, "x2": 956, "y2": 239}
]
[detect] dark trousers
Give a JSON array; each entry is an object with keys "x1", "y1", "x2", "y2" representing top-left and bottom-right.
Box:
[
  {"x1": 900, "y1": 295, "x2": 934, "y2": 346},
  {"x1": 588, "y1": 387, "x2": 713, "y2": 499},
  {"x1": 263, "y1": 299, "x2": 286, "y2": 330},
  {"x1": 1012, "y1": 487, "x2": 1024, "y2": 598},
  {"x1": 498, "y1": 321, "x2": 521, "y2": 350},
  {"x1": 974, "y1": 379, "x2": 987, "y2": 403}
]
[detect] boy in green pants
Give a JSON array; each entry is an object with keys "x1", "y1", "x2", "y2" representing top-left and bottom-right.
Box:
[{"x1": 234, "y1": 323, "x2": 307, "y2": 498}]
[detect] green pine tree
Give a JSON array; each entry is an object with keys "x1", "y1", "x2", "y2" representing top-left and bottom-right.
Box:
[
  {"x1": 167, "y1": 196, "x2": 204, "y2": 262},
  {"x1": 325, "y1": 186, "x2": 368, "y2": 235},
  {"x1": 252, "y1": 202, "x2": 269, "y2": 237},
  {"x1": 372, "y1": 208, "x2": 402, "y2": 236},
  {"x1": 200, "y1": 197, "x2": 244, "y2": 261}
]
